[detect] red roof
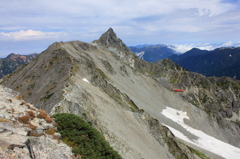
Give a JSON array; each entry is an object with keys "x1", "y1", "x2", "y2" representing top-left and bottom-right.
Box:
[{"x1": 173, "y1": 89, "x2": 184, "y2": 92}]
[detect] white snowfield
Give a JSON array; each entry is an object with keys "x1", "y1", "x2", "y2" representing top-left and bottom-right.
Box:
[
  {"x1": 161, "y1": 107, "x2": 240, "y2": 159},
  {"x1": 82, "y1": 78, "x2": 90, "y2": 84}
]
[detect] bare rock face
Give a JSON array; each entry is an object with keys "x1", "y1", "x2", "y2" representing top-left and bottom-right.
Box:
[{"x1": 0, "y1": 85, "x2": 73, "y2": 159}]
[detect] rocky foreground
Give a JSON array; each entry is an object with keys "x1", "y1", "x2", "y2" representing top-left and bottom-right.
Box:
[{"x1": 0, "y1": 85, "x2": 73, "y2": 159}]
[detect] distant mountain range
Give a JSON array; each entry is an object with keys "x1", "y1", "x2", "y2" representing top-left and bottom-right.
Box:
[
  {"x1": 130, "y1": 41, "x2": 240, "y2": 62},
  {"x1": 0, "y1": 53, "x2": 38, "y2": 78},
  {"x1": 168, "y1": 47, "x2": 240, "y2": 80},
  {"x1": 129, "y1": 44, "x2": 178, "y2": 62},
  {"x1": 130, "y1": 43, "x2": 240, "y2": 80}
]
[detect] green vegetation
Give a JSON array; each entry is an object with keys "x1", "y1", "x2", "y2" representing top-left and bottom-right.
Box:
[
  {"x1": 54, "y1": 48, "x2": 62, "y2": 52},
  {"x1": 44, "y1": 93, "x2": 54, "y2": 99},
  {"x1": 202, "y1": 94, "x2": 209, "y2": 103},
  {"x1": 95, "y1": 68, "x2": 108, "y2": 79},
  {"x1": 40, "y1": 91, "x2": 54, "y2": 101},
  {"x1": 30, "y1": 84, "x2": 35, "y2": 89},
  {"x1": 187, "y1": 147, "x2": 210, "y2": 159},
  {"x1": 236, "y1": 119, "x2": 240, "y2": 124},
  {"x1": 216, "y1": 78, "x2": 230, "y2": 90},
  {"x1": 128, "y1": 101, "x2": 139, "y2": 112},
  {"x1": 231, "y1": 82, "x2": 240, "y2": 91},
  {"x1": 170, "y1": 77, "x2": 176, "y2": 84},
  {"x1": 52, "y1": 113, "x2": 122, "y2": 159},
  {"x1": 58, "y1": 67, "x2": 64, "y2": 73}
]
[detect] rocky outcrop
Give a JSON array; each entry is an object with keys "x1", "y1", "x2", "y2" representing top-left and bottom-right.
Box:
[{"x1": 0, "y1": 85, "x2": 73, "y2": 159}]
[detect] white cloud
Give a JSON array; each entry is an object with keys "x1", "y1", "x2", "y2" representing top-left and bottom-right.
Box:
[
  {"x1": 0, "y1": 30, "x2": 66, "y2": 41},
  {"x1": 165, "y1": 25, "x2": 201, "y2": 32},
  {"x1": 168, "y1": 44, "x2": 196, "y2": 53},
  {"x1": 0, "y1": 0, "x2": 239, "y2": 54},
  {"x1": 197, "y1": 45, "x2": 215, "y2": 50},
  {"x1": 222, "y1": 41, "x2": 234, "y2": 46},
  {"x1": 168, "y1": 41, "x2": 240, "y2": 53}
]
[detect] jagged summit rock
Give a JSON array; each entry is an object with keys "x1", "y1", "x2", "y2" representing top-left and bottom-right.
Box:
[
  {"x1": 95, "y1": 28, "x2": 117, "y2": 46},
  {"x1": 92, "y1": 28, "x2": 134, "y2": 59},
  {"x1": 93, "y1": 28, "x2": 125, "y2": 48},
  {"x1": 96, "y1": 28, "x2": 137, "y2": 68}
]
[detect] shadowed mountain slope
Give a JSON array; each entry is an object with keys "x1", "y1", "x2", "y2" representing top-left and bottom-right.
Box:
[{"x1": 129, "y1": 44, "x2": 176, "y2": 62}]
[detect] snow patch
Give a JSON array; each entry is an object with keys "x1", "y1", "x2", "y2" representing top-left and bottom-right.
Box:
[
  {"x1": 136, "y1": 51, "x2": 145, "y2": 59},
  {"x1": 163, "y1": 124, "x2": 193, "y2": 143},
  {"x1": 161, "y1": 107, "x2": 189, "y2": 123},
  {"x1": 82, "y1": 78, "x2": 90, "y2": 83},
  {"x1": 161, "y1": 107, "x2": 240, "y2": 159}
]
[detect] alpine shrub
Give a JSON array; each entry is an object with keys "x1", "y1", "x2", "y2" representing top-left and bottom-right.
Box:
[{"x1": 52, "y1": 113, "x2": 121, "y2": 159}]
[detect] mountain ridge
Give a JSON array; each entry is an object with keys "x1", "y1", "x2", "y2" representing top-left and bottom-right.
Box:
[{"x1": 1, "y1": 28, "x2": 240, "y2": 159}]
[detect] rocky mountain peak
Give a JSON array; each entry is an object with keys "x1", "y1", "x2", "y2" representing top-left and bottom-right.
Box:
[
  {"x1": 6, "y1": 53, "x2": 16, "y2": 58},
  {"x1": 91, "y1": 28, "x2": 137, "y2": 67},
  {"x1": 5, "y1": 53, "x2": 26, "y2": 62},
  {"x1": 92, "y1": 28, "x2": 130, "y2": 52},
  {"x1": 97, "y1": 27, "x2": 118, "y2": 46}
]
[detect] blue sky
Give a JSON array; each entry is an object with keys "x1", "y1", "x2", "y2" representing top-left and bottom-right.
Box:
[{"x1": 0, "y1": 0, "x2": 240, "y2": 57}]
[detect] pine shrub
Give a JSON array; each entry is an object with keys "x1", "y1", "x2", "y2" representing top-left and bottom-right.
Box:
[{"x1": 52, "y1": 113, "x2": 122, "y2": 159}]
